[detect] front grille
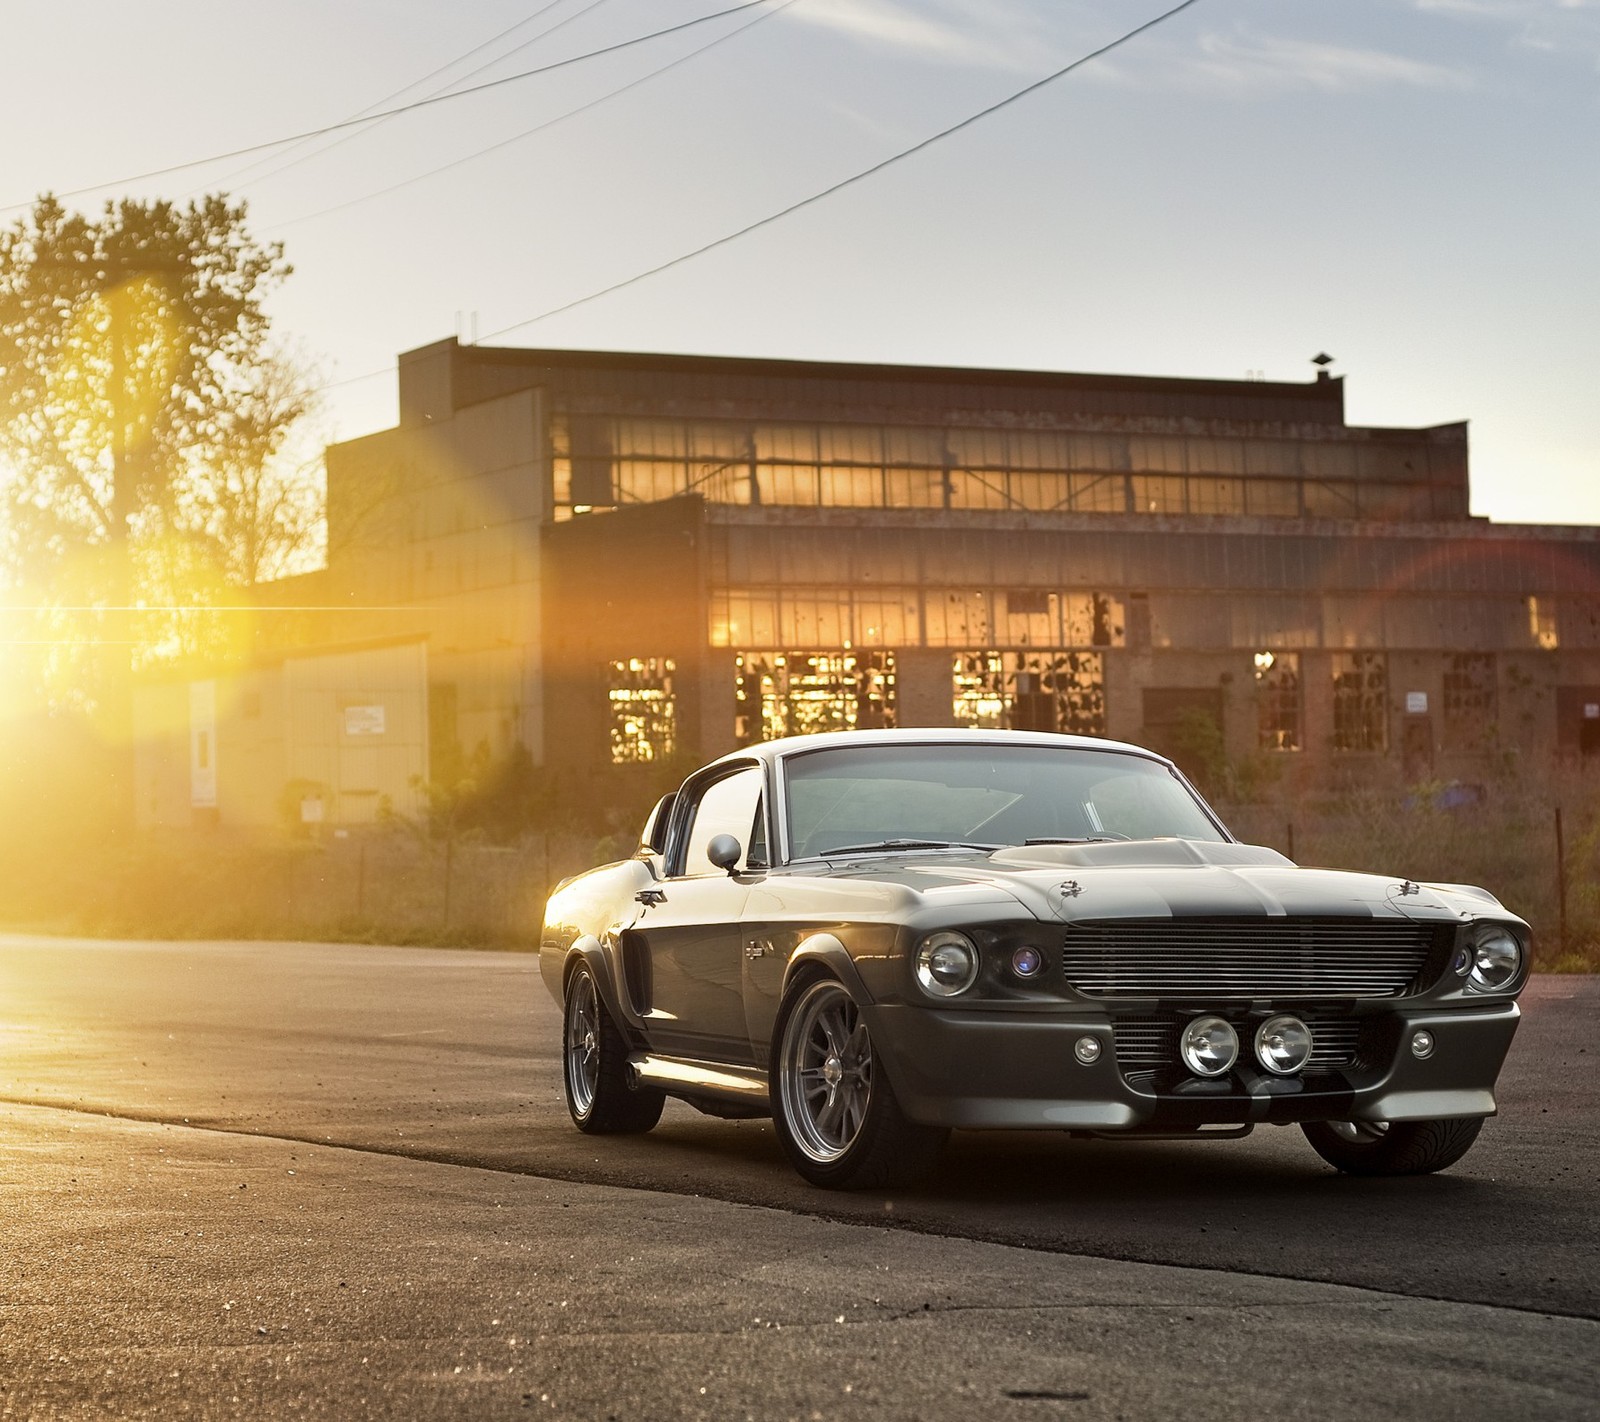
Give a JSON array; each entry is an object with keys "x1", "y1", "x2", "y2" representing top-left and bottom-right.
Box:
[
  {"x1": 1114, "y1": 1011, "x2": 1368, "y2": 1081},
  {"x1": 1062, "y1": 917, "x2": 1439, "y2": 999}
]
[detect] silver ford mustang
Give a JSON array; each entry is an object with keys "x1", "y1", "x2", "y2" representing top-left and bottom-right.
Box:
[{"x1": 539, "y1": 729, "x2": 1526, "y2": 1189}]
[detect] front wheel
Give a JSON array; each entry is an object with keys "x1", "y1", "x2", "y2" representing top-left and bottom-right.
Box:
[
  {"x1": 1301, "y1": 1116, "x2": 1484, "y2": 1176},
  {"x1": 563, "y1": 961, "x2": 664, "y2": 1134},
  {"x1": 770, "y1": 975, "x2": 947, "y2": 1190}
]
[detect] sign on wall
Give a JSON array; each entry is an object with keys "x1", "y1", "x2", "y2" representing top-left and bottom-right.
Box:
[
  {"x1": 1404, "y1": 691, "x2": 1429, "y2": 714},
  {"x1": 343, "y1": 704, "x2": 387, "y2": 736}
]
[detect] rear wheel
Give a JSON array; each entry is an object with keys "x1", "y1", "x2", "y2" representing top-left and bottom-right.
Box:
[
  {"x1": 563, "y1": 961, "x2": 664, "y2": 1134},
  {"x1": 1301, "y1": 1116, "x2": 1484, "y2": 1176},
  {"x1": 770, "y1": 974, "x2": 947, "y2": 1189}
]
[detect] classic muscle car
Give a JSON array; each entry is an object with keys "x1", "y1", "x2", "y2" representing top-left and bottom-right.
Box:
[{"x1": 539, "y1": 729, "x2": 1527, "y2": 1189}]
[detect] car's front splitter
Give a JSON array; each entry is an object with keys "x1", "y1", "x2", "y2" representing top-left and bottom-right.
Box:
[{"x1": 866, "y1": 999, "x2": 1520, "y2": 1132}]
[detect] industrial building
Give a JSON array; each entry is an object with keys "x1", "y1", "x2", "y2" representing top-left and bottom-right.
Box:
[{"x1": 137, "y1": 338, "x2": 1600, "y2": 829}]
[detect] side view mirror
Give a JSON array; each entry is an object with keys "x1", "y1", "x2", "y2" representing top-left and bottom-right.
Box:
[{"x1": 706, "y1": 833, "x2": 742, "y2": 873}]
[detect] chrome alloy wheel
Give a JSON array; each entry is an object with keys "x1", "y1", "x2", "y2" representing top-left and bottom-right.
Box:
[
  {"x1": 565, "y1": 969, "x2": 602, "y2": 1118},
  {"x1": 780, "y1": 980, "x2": 873, "y2": 1164},
  {"x1": 1327, "y1": 1120, "x2": 1390, "y2": 1144}
]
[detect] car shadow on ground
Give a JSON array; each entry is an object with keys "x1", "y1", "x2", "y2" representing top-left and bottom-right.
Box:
[{"x1": 611, "y1": 1108, "x2": 1580, "y2": 1314}]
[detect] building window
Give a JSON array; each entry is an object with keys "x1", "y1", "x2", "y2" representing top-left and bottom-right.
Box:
[
  {"x1": 608, "y1": 658, "x2": 676, "y2": 764},
  {"x1": 734, "y1": 652, "x2": 895, "y2": 745},
  {"x1": 1255, "y1": 651, "x2": 1302, "y2": 751},
  {"x1": 711, "y1": 588, "x2": 1119, "y2": 652},
  {"x1": 1443, "y1": 652, "x2": 1496, "y2": 750},
  {"x1": 1331, "y1": 651, "x2": 1388, "y2": 752},
  {"x1": 550, "y1": 412, "x2": 1438, "y2": 523},
  {"x1": 952, "y1": 651, "x2": 1106, "y2": 736}
]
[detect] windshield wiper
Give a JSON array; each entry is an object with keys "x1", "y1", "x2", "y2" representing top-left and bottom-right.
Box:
[
  {"x1": 817, "y1": 838, "x2": 1001, "y2": 856},
  {"x1": 1022, "y1": 836, "x2": 1130, "y2": 845}
]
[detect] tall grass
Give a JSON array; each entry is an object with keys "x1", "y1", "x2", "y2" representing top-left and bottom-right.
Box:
[
  {"x1": 1221, "y1": 769, "x2": 1600, "y2": 972},
  {"x1": 2, "y1": 773, "x2": 1595, "y2": 969}
]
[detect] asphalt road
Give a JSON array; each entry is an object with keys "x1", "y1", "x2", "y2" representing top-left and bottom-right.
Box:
[{"x1": 1, "y1": 935, "x2": 1596, "y2": 1420}]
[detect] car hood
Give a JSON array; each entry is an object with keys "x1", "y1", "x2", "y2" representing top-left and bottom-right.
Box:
[{"x1": 807, "y1": 839, "x2": 1492, "y2": 926}]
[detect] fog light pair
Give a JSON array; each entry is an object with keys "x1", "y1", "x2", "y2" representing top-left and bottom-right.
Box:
[{"x1": 1180, "y1": 1015, "x2": 1314, "y2": 1078}]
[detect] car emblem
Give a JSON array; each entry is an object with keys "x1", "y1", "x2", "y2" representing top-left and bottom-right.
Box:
[{"x1": 1058, "y1": 880, "x2": 1083, "y2": 899}]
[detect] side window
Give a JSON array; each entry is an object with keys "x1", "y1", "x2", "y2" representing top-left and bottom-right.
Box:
[
  {"x1": 680, "y1": 767, "x2": 763, "y2": 876},
  {"x1": 747, "y1": 795, "x2": 769, "y2": 869}
]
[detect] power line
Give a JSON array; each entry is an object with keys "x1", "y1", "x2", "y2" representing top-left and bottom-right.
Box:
[
  {"x1": 225, "y1": 0, "x2": 619, "y2": 196},
  {"x1": 275, "y1": 0, "x2": 801, "y2": 230},
  {"x1": 307, "y1": 0, "x2": 1202, "y2": 404},
  {"x1": 0, "y1": 0, "x2": 773, "y2": 217},
  {"x1": 196, "y1": 0, "x2": 583, "y2": 194},
  {"x1": 481, "y1": 0, "x2": 1205, "y2": 342}
]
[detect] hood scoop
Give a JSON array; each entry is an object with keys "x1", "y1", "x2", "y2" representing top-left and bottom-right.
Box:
[{"x1": 989, "y1": 838, "x2": 1293, "y2": 870}]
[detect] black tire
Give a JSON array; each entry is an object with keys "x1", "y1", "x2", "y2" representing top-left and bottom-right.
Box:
[
  {"x1": 562, "y1": 961, "x2": 665, "y2": 1134},
  {"x1": 769, "y1": 973, "x2": 948, "y2": 1190},
  {"x1": 1301, "y1": 1116, "x2": 1485, "y2": 1176}
]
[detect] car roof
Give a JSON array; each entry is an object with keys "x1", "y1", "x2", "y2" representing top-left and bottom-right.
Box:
[{"x1": 700, "y1": 727, "x2": 1174, "y2": 773}]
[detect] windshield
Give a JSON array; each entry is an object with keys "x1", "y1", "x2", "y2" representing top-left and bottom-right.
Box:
[{"x1": 783, "y1": 743, "x2": 1225, "y2": 858}]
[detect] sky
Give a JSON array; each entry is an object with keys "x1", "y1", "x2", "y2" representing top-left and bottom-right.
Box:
[{"x1": 1, "y1": 0, "x2": 1596, "y2": 525}]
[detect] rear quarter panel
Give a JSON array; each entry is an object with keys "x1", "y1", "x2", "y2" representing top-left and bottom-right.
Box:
[{"x1": 538, "y1": 858, "x2": 655, "y2": 1007}]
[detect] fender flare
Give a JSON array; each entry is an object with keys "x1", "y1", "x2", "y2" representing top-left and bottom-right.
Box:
[
  {"x1": 776, "y1": 933, "x2": 931, "y2": 1107},
  {"x1": 562, "y1": 937, "x2": 639, "y2": 1034},
  {"x1": 782, "y1": 932, "x2": 874, "y2": 1006}
]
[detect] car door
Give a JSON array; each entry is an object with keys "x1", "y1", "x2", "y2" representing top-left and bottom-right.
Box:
[{"x1": 631, "y1": 763, "x2": 763, "y2": 1063}]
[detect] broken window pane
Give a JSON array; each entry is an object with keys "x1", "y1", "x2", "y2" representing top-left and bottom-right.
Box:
[
  {"x1": 734, "y1": 652, "x2": 897, "y2": 745},
  {"x1": 1443, "y1": 652, "x2": 1496, "y2": 750},
  {"x1": 1331, "y1": 651, "x2": 1388, "y2": 752},
  {"x1": 1062, "y1": 593, "x2": 1126, "y2": 648},
  {"x1": 608, "y1": 658, "x2": 676, "y2": 764},
  {"x1": 952, "y1": 651, "x2": 1106, "y2": 736},
  {"x1": 1255, "y1": 651, "x2": 1302, "y2": 751},
  {"x1": 1003, "y1": 589, "x2": 1054, "y2": 647}
]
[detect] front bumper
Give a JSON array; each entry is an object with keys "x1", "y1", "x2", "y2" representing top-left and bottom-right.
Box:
[{"x1": 864, "y1": 999, "x2": 1521, "y2": 1131}]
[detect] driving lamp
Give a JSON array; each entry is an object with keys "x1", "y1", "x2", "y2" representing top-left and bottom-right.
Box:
[
  {"x1": 1469, "y1": 927, "x2": 1521, "y2": 991},
  {"x1": 1254, "y1": 1015, "x2": 1314, "y2": 1076},
  {"x1": 1010, "y1": 945, "x2": 1045, "y2": 979},
  {"x1": 915, "y1": 931, "x2": 980, "y2": 997},
  {"x1": 1179, "y1": 1016, "x2": 1239, "y2": 1078}
]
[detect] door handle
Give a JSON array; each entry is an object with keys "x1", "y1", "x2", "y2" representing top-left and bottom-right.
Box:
[{"x1": 635, "y1": 888, "x2": 667, "y2": 907}]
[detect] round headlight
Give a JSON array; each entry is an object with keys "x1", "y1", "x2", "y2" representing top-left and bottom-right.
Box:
[
  {"x1": 915, "y1": 931, "x2": 980, "y2": 997},
  {"x1": 1469, "y1": 927, "x2": 1521, "y2": 990},
  {"x1": 1254, "y1": 1015, "x2": 1313, "y2": 1076},
  {"x1": 1179, "y1": 1016, "x2": 1239, "y2": 1078}
]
